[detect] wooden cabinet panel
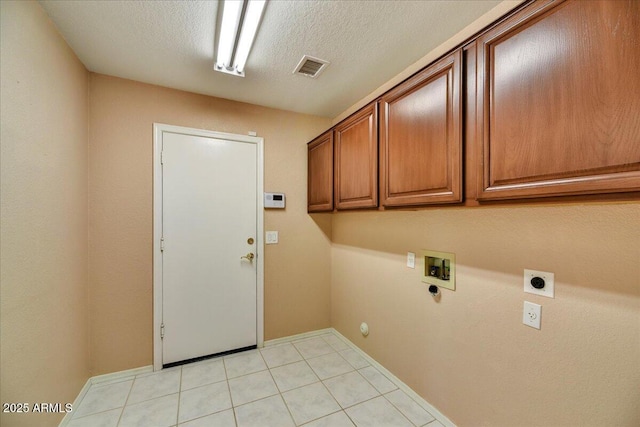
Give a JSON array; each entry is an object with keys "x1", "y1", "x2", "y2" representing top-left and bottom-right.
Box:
[
  {"x1": 476, "y1": 0, "x2": 640, "y2": 200},
  {"x1": 307, "y1": 131, "x2": 333, "y2": 212},
  {"x1": 334, "y1": 103, "x2": 378, "y2": 209},
  {"x1": 380, "y1": 50, "x2": 463, "y2": 207}
]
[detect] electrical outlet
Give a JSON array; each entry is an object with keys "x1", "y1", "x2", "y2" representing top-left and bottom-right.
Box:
[
  {"x1": 524, "y1": 269, "x2": 554, "y2": 298},
  {"x1": 265, "y1": 231, "x2": 278, "y2": 244},
  {"x1": 523, "y1": 301, "x2": 541, "y2": 329}
]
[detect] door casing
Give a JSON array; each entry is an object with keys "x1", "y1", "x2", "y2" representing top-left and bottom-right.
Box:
[{"x1": 152, "y1": 123, "x2": 264, "y2": 371}]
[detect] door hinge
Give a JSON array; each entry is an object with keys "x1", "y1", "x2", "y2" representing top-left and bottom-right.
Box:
[
  {"x1": 161, "y1": 151, "x2": 164, "y2": 165},
  {"x1": 160, "y1": 323, "x2": 165, "y2": 339},
  {"x1": 161, "y1": 237, "x2": 165, "y2": 252}
]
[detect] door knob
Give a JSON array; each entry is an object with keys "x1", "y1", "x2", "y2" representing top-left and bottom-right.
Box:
[{"x1": 241, "y1": 252, "x2": 255, "y2": 262}]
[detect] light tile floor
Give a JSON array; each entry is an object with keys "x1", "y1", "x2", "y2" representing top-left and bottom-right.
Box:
[{"x1": 68, "y1": 332, "x2": 445, "y2": 427}]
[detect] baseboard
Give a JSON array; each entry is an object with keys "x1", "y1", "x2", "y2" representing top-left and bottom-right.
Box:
[
  {"x1": 263, "y1": 327, "x2": 333, "y2": 347},
  {"x1": 58, "y1": 376, "x2": 92, "y2": 427},
  {"x1": 330, "y1": 328, "x2": 456, "y2": 427},
  {"x1": 90, "y1": 365, "x2": 153, "y2": 386},
  {"x1": 58, "y1": 365, "x2": 153, "y2": 427}
]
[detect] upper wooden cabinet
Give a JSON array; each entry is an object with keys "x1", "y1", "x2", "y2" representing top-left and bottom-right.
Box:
[
  {"x1": 475, "y1": 0, "x2": 640, "y2": 200},
  {"x1": 334, "y1": 102, "x2": 378, "y2": 209},
  {"x1": 380, "y1": 50, "x2": 463, "y2": 207},
  {"x1": 307, "y1": 0, "x2": 639, "y2": 212},
  {"x1": 307, "y1": 130, "x2": 333, "y2": 212}
]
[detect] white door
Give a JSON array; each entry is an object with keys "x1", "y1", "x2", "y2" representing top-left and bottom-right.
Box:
[{"x1": 160, "y1": 129, "x2": 258, "y2": 366}]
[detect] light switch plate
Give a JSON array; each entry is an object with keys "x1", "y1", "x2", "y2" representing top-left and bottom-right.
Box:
[
  {"x1": 524, "y1": 269, "x2": 554, "y2": 298},
  {"x1": 266, "y1": 231, "x2": 278, "y2": 244},
  {"x1": 407, "y1": 252, "x2": 415, "y2": 268},
  {"x1": 523, "y1": 301, "x2": 541, "y2": 329}
]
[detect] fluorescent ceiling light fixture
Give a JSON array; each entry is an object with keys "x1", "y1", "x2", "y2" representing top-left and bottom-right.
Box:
[
  {"x1": 217, "y1": 0, "x2": 242, "y2": 70},
  {"x1": 215, "y1": 0, "x2": 267, "y2": 77}
]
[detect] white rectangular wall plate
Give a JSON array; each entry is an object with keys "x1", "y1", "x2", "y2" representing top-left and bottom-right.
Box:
[
  {"x1": 265, "y1": 231, "x2": 278, "y2": 244},
  {"x1": 524, "y1": 269, "x2": 554, "y2": 298},
  {"x1": 407, "y1": 252, "x2": 415, "y2": 269},
  {"x1": 264, "y1": 192, "x2": 285, "y2": 208},
  {"x1": 523, "y1": 301, "x2": 542, "y2": 329}
]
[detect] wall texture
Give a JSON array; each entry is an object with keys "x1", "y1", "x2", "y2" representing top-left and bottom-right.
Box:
[
  {"x1": 331, "y1": 203, "x2": 640, "y2": 426},
  {"x1": 88, "y1": 74, "x2": 332, "y2": 375},
  {"x1": 0, "y1": 1, "x2": 90, "y2": 426}
]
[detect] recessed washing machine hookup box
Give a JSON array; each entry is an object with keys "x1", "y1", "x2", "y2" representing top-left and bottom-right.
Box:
[{"x1": 422, "y1": 250, "x2": 456, "y2": 291}]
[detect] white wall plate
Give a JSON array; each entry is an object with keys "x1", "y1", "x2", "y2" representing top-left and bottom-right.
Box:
[{"x1": 524, "y1": 269, "x2": 554, "y2": 298}]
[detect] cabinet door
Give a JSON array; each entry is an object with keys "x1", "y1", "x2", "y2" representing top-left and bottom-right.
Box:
[
  {"x1": 307, "y1": 131, "x2": 333, "y2": 212},
  {"x1": 334, "y1": 103, "x2": 378, "y2": 209},
  {"x1": 476, "y1": 0, "x2": 640, "y2": 200},
  {"x1": 380, "y1": 50, "x2": 462, "y2": 207}
]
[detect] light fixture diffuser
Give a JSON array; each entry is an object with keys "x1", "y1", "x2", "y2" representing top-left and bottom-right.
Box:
[
  {"x1": 216, "y1": 0, "x2": 243, "y2": 70},
  {"x1": 215, "y1": 0, "x2": 267, "y2": 77},
  {"x1": 234, "y1": 0, "x2": 266, "y2": 73}
]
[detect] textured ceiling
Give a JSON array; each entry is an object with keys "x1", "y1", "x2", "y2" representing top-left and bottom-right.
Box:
[{"x1": 39, "y1": 0, "x2": 502, "y2": 118}]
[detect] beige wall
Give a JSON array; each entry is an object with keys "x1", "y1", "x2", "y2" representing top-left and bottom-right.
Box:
[
  {"x1": 331, "y1": 203, "x2": 640, "y2": 426},
  {"x1": 88, "y1": 74, "x2": 332, "y2": 375},
  {"x1": 0, "y1": 1, "x2": 90, "y2": 426}
]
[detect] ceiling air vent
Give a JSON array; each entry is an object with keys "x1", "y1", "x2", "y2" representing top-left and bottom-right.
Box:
[{"x1": 293, "y1": 55, "x2": 330, "y2": 79}]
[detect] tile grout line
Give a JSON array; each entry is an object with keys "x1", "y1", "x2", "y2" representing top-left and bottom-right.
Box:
[
  {"x1": 175, "y1": 366, "x2": 183, "y2": 426},
  {"x1": 258, "y1": 344, "x2": 297, "y2": 426},
  {"x1": 225, "y1": 349, "x2": 293, "y2": 421},
  {"x1": 325, "y1": 371, "x2": 382, "y2": 410},
  {"x1": 380, "y1": 392, "x2": 421, "y2": 427},
  {"x1": 315, "y1": 332, "x2": 417, "y2": 425},
  {"x1": 330, "y1": 328, "x2": 454, "y2": 426},
  {"x1": 226, "y1": 378, "x2": 238, "y2": 427},
  {"x1": 303, "y1": 332, "x2": 381, "y2": 425},
  {"x1": 279, "y1": 332, "x2": 379, "y2": 426},
  {"x1": 299, "y1": 409, "x2": 345, "y2": 426},
  {"x1": 290, "y1": 347, "x2": 335, "y2": 426},
  {"x1": 313, "y1": 378, "x2": 344, "y2": 424},
  {"x1": 267, "y1": 336, "x2": 349, "y2": 426},
  {"x1": 115, "y1": 376, "x2": 135, "y2": 426},
  {"x1": 174, "y1": 364, "x2": 234, "y2": 425},
  {"x1": 222, "y1": 357, "x2": 238, "y2": 409},
  {"x1": 356, "y1": 365, "x2": 398, "y2": 394},
  {"x1": 73, "y1": 371, "x2": 165, "y2": 424}
]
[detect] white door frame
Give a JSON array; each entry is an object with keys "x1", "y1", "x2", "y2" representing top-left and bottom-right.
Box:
[{"x1": 152, "y1": 123, "x2": 264, "y2": 371}]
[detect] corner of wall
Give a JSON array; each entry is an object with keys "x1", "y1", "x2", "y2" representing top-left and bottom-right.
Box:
[{"x1": 0, "y1": 1, "x2": 91, "y2": 425}]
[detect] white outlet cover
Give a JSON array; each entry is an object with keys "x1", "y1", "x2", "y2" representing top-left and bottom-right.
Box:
[
  {"x1": 523, "y1": 301, "x2": 541, "y2": 329},
  {"x1": 265, "y1": 231, "x2": 278, "y2": 244},
  {"x1": 524, "y1": 269, "x2": 554, "y2": 298}
]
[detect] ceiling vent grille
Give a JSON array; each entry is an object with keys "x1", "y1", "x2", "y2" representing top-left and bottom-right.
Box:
[{"x1": 293, "y1": 55, "x2": 330, "y2": 79}]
